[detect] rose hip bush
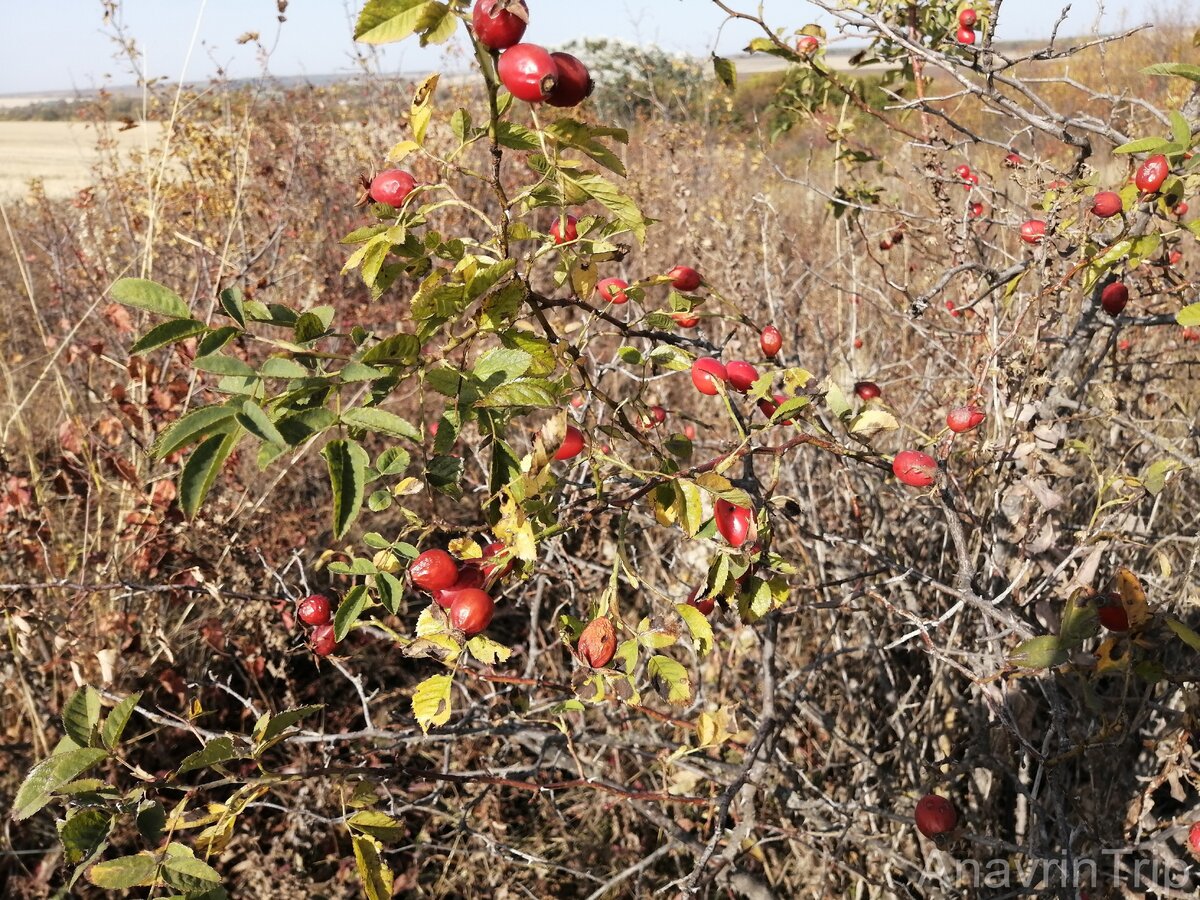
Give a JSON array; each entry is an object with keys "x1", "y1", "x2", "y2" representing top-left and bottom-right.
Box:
[{"x1": 9, "y1": 0, "x2": 1200, "y2": 896}]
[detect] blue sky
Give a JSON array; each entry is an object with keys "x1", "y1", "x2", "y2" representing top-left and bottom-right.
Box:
[{"x1": 2, "y1": 0, "x2": 1153, "y2": 95}]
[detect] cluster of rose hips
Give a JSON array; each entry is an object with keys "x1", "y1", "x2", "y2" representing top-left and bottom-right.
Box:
[
  {"x1": 955, "y1": 7, "x2": 978, "y2": 45},
  {"x1": 474, "y1": 0, "x2": 593, "y2": 106},
  {"x1": 892, "y1": 401, "x2": 986, "y2": 488},
  {"x1": 297, "y1": 593, "x2": 339, "y2": 656},
  {"x1": 409, "y1": 544, "x2": 513, "y2": 637}
]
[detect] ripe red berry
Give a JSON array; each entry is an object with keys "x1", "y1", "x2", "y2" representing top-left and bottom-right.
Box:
[
  {"x1": 595, "y1": 277, "x2": 629, "y2": 304},
  {"x1": 725, "y1": 360, "x2": 760, "y2": 392},
  {"x1": 957, "y1": 26, "x2": 976, "y2": 45},
  {"x1": 577, "y1": 616, "x2": 617, "y2": 668},
  {"x1": 1100, "y1": 281, "x2": 1129, "y2": 316},
  {"x1": 684, "y1": 423, "x2": 697, "y2": 441},
  {"x1": 1004, "y1": 151, "x2": 1022, "y2": 168},
  {"x1": 1188, "y1": 822, "x2": 1200, "y2": 855},
  {"x1": 369, "y1": 170, "x2": 416, "y2": 207},
  {"x1": 854, "y1": 380, "x2": 881, "y2": 401},
  {"x1": 298, "y1": 594, "x2": 333, "y2": 627},
  {"x1": 479, "y1": 541, "x2": 514, "y2": 580},
  {"x1": 549, "y1": 214, "x2": 578, "y2": 244},
  {"x1": 497, "y1": 43, "x2": 558, "y2": 103},
  {"x1": 1170, "y1": 249, "x2": 1183, "y2": 266},
  {"x1": 686, "y1": 586, "x2": 715, "y2": 617},
  {"x1": 449, "y1": 589, "x2": 495, "y2": 636},
  {"x1": 668, "y1": 265, "x2": 702, "y2": 292},
  {"x1": 1019, "y1": 219, "x2": 1046, "y2": 244},
  {"x1": 953, "y1": 164, "x2": 971, "y2": 181},
  {"x1": 410, "y1": 549, "x2": 460, "y2": 592},
  {"x1": 893, "y1": 450, "x2": 937, "y2": 488},
  {"x1": 672, "y1": 312, "x2": 700, "y2": 328},
  {"x1": 434, "y1": 564, "x2": 486, "y2": 609},
  {"x1": 853, "y1": 338, "x2": 864, "y2": 349},
  {"x1": 554, "y1": 425, "x2": 585, "y2": 461},
  {"x1": 958, "y1": 8, "x2": 978, "y2": 27},
  {"x1": 311, "y1": 624, "x2": 337, "y2": 657},
  {"x1": 691, "y1": 357, "x2": 728, "y2": 395},
  {"x1": 946, "y1": 299, "x2": 961, "y2": 317},
  {"x1": 1134, "y1": 154, "x2": 1169, "y2": 193},
  {"x1": 1175, "y1": 201, "x2": 1189, "y2": 216},
  {"x1": 650, "y1": 405, "x2": 667, "y2": 425},
  {"x1": 968, "y1": 201, "x2": 984, "y2": 219},
  {"x1": 962, "y1": 172, "x2": 980, "y2": 188},
  {"x1": 1091, "y1": 191, "x2": 1123, "y2": 218},
  {"x1": 760, "y1": 325, "x2": 782, "y2": 358},
  {"x1": 795, "y1": 35, "x2": 820, "y2": 55},
  {"x1": 879, "y1": 238, "x2": 893, "y2": 251},
  {"x1": 1097, "y1": 593, "x2": 1129, "y2": 632},
  {"x1": 547, "y1": 52, "x2": 593, "y2": 107},
  {"x1": 714, "y1": 498, "x2": 752, "y2": 548},
  {"x1": 915, "y1": 794, "x2": 958, "y2": 840},
  {"x1": 471, "y1": 0, "x2": 528, "y2": 50},
  {"x1": 947, "y1": 405, "x2": 985, "y2": 433}
]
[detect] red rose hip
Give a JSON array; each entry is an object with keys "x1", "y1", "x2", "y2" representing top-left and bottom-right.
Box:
[
  {"x1": 725, "y1": 360, "x2": 760, "y2": 393},
  {"x1": 547, "y1": 52, "x2": 593, "y2": 107},
  {"x1": 958, "y1": 8, "x2": 978, "y2": 27},
  {"x1": 1134, "y1": 154, "x2": 1169, "y2": 193},
  {"x1": 471, "y1": 0, "x2": 528, "y2": 51},
  {"x1": 714, "y1": 498, "x2": 752, "y2": 548},
  {"x1": 497, "y1": 43, "x2": 558, "y2": 103},
  {"x1": 686, "y1": 586, "x2": 715, "y2": 617},
  {"x1": 946, "y1": 405, "x2": 985, "y2": 433},
  {"x1": 1019, "y1": 219, "x2": 1046, "y2": 244},
  {"x1": 893, "y1": 450, "x2": 937, "y2": 488},
  {"x1": 311, "y1": 624, "x2": 337, "y2": 657},
  {"x1": 369, "y1": 170, "x2": 416, "y2": 207},
  {"x1": 667, "y1": 265, "x2": 702, "y2": 292},
  {"x1": 1091, "y1": 191, "x2": 1122, "y2": 218},
  {"x1": 595, "y1": 277, "x2": 629, "y2": 304},
  {"x1": 449, "y1": 589, "x2": 495, "y2": 636},
  {"x1": 297, "y1": 594, "x2": 333, "y2": 627},
  {"x1": 691, "y1": 357, "x2": 728, "y2": 395},
  {"x1": 410, "y1": 549, "x2": 460, "y2": 592},
  {"x1": 854, "y1": 380, "x2": 881, "y2": 401},
  {"x1": 1100, "y1": 281, "x2": 1129, "y2": 316},
  {"x1": 549, "y1": 214, "x2": 578, "y2": 244},
  {"x1": 577, "y1": 616, "x2": 617, "y2": 668},
  {"x1": 760, "y1": 325, "x2": 782, "y2": 358},
  {"x1": 433, "y1": 564, "x2": 486, "y2": 609},
  {"x1": 554, "y1": 425, "x2": 585, "y2": 461},
  {"x1": 915, "y1": 794, "x2": 958, "y2": 840},
  {"x1": 957, "y1": 26, "x2": 976, "y2": 45}
]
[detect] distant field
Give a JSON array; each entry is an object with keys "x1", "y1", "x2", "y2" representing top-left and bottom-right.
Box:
[{"x1": 0, "y1": 122, "x2": 165, "y2": 199}]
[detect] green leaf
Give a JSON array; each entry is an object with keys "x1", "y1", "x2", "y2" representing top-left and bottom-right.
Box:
[
  {"x1": 334, "y1": 585, "x2": 372, "y2": 642},
  {"x1": 259, "y1": 357, "x2": 310, "y2": 379},
  {"x1": 675, "y1": 603, "x2": 714, "y2": 656},
  {"x1": 712, "y1": 54, "x2": 737, "y2": 90},
  {"x1": 475, "y1": 379, "x2": 558, "y2": 409},
  {"x1": 100, "y1": 692, "x2": 142, "y2": 750},
  {"x1": 376, "y1": 447, "x2": 411, "y2": 476},
  {"x1": 193, "y1": 353, "x2": 256, "y2": 378},
  {"x1": 361, "y1": 333, "x2": 420, "y2": 366},
  {"x1": 197, "y1": 326, "x2": 240, "y2": 357},
  {"x1": 1166, "y1": 617, "x2": 1200, "y2": 652},
  {"x1": 341, "y1": 408, "x2": 421, "y2": 441},
  {"x1": 339, "y1": 362, "x2": 387, "y2": 382},
  {"x1": 177, "y1": 736, "x2": 237, "y2": 775},
  {"x1": 1177, "y1": 302, "x2": 1200, "y2": 327},
  {"x1": 352, "y1": 833, "x2": 395, "y2": 900},
  {"x1": 237, "y1": 401, "x2": 286, "y2": 447},
  {"x1": 1170, "y1": 109, "x2": 1192, "y2": 146},
  {"x1": 136, "y1": 801, "x2": 166, "y2": 843},
  {"x1": 58, "y1": 808, "x2": 112, "y2": 864},
  {"x1": 355, "y1": 0, "x2": 437, "y2": 44},
  {"x1": 561, "y1": 171, "x2": 649, "y2": 243},
  {"x1": 1142, "y1": 62, "x2": 1200, "y2": 83},
  {"x1": 412, "y1": 673, "x2": 453, "y2": 732},
  {"x1": 1142, "y1": 459, "x2": 1181, "y2": 496},
  {"x1": 255, "y1": 705, "x2": 323, "y2": 747},
  {"x1": 1112, "y1": 136, "x2": 1172, "y2": 154},
  {"x1": 62, "y1": 686, "x2": 101, "y2": 747},
  {"x1": 12, "y1": 747, "x2": 109, "y2": 820},
  {"x1": 130, "y1": 318, "x2": 207, "y2": 354},
  {"x1": 86, "y1": 853, "x2": 158, "y2": 890},
  {"x1": 348, "y1": 810, "x2": 406, "y2": 842},
  {"x1": 110, "y1": 278, "x2": 190, "y2": 319},
  {"x1": 180, "y1": 431, "x2": 240, "y2": 518},
  {"x1": 472, "y1": 348, "x2": 531, "y2": 385},
  {"x1": 646, "y1": 656, "x2": 691, "y2": 705},
  {"x1": 219, "y1": 287, "x2": 246, "y2": 327},
  {"x1": 293, "y1": 311, "x2": 328, "y2": 344},
  {"x1": 323, "y1": 440, "x2": 369, "y2": 539},
  {"x1": 1007, "y1": 635, "x2": 1069, "y2": 669}
]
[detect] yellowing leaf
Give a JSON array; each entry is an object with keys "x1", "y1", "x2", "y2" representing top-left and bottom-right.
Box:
[
  {"x1": 411, "y1": 674, "x2": 453, "y2": 733},
  {"x1": 647, "y1": 655, "x2": 691, "y2": 705},
  {"x1": 1111, "y1": 567, "x2": 1151, "y2": 631},
  {"x1": 676, "y1": 603, "x2": 714, "y2": 656}
]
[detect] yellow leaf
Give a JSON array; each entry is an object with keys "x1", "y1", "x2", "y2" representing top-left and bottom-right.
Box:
[{"x1": 411, "y1": 674, "x2": 453, "y2": 733}]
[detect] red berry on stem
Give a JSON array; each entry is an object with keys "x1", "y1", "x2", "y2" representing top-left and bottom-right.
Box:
[
  {"x1": 547, "y1": 52, "x2": 593, "y2": 107},
  {"x1": 725, "y1": 360, "x2": 760, "y2": 392},
  {"x1": 1100, "y1": 281, "x2": 1129, "y2": 316},
  {"x1": 650, "y1": 405, "x2": 667, "y2": 425},
  {"x1": 549, "y1": 214, "x2": 578, "y2": 244},
  {"x1": 1019, "y1": 219, "x2": 1046, "y2": 244},
  {"x1": 311, "y1": 624, "x2": 337, "y2": 657},
  {"x1": 410, "y1": 549, "x2": 460, "y2": 592},
  {"x1": 958, "y1": 7, "x2": 978, "y2": 27},
  {"x1": 1004, "y1": 151, "x2": 1022, "y2": 168},
  {"x1": 853, "y1": 338, "x2": 864, "y2": 349},
  {"x1": 449, "y1": 589, "x2": 495, "y2": 636},
  {"x1": 962, "y1": 172, "x2": 979, "y2": 188},
  {"x1": 1134, "y1": 154, "x2": 1169, "y2": 193},
  {"x1": 668, "y1": 265, "x2": 702, "y2": 292},
  {"x1": 795, "y1": 35, "x2": 819, "y2": 55},
  {"x1": 1170, "y1": 249, "x2": 1183, "y2": 266},
  {"x1": 968, "y1": 201, "x2": 984, "y2": 219},
  {"x1": 1188, "y1": 822, "x2": 1200, "y2": 855},
  {"x1": 1175, "y1": 201, "x2": 1189, "y2": 216},
  {"x1": 915, "y1": 794, "x2": 958, "y2": 840},
  {"x1": 471, "y1": 0, "x2": 528, "y2": 50},
  {"x1": 691, "y1": 357, "x2": 728, "y2": 395},
  {"x1": 554, "y1": 425, "x2": 585, "y2": 461},
  {"x1": 854, "y1": 381, "x2": 881, "y2": 401},
  {"x1": 298, "y1": 594, "x2": 333, "y2": 627},
  {"x1": 686, "y1": 586, "x2": 715, "y2": 617},
  {"x1": 953, "y1": 164, "x2": 971, "y2": 180},
  {"x1": 369, "y1": 170, "x2": 416, "y2": 207},
  {"x1": 672, "y1": 312, "x2": 700, "y2": 328},
  {"x1": 1091, "y1": 191, "x2": 1123, "y2": 218},
  {"x1": 714, "y1": 498, "x2": 752, "y2": 548},
  {"x1": 947, "y1": 405, "x2": 985, "y2": 433},
  {"x1": 957, "y1": 26, "x2": 976, "y2": 45},
  {"x1": 434, "y1": 564, "x2": 486, "y2": 609},
  {"x1": 595, "y1": 277, "x2": 629, "y2": 304},
  {"x1": 760, "y1": 325, "x2": 782, "y2": 358},
  {"x1": 480, "y1": 541, "x2": 514, "y2": 580},
  {"x1": 577, "y1": 617, "x2": 617, "y2": 668},
  {"x1": 683, "y1": 423, "x2": 697, "y2": 441},
  {"x1": 497, "y1": 43, "x2": 558, "y2": 103},
  {"x1": 893, "y1": 450, "x2": 937, "y2": 488},
  {"x1": 1097, "y1": 593, "x2": 1130, "y2": 632}
]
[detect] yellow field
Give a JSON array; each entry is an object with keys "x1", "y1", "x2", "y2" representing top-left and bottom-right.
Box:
[{"x1": 0, "y1": 121, "x2": 165, "y2": 199}]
